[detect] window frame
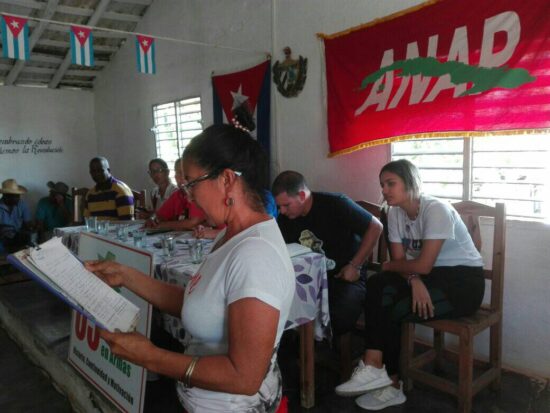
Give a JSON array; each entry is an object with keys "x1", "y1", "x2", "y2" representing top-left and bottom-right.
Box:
[
  {"x1": 391, "y1": 134, "x2": 549, "y2": 221},
  {"x1": 151, "y1": 96, "x2": 203, "y2": 172}
]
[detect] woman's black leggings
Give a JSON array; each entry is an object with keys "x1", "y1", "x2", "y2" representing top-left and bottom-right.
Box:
[{"x1": 364, "y1": 266, "x2": 485, "y2": 376}]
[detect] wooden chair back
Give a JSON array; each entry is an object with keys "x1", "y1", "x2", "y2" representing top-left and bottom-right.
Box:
[
  {"x1": 132, "y1": 189, "x2": 146, "y2": 209},
  {"x1": 71, "y1": 187, "x2": 89, "y2": 224},
  {"x1": 452, "y1": 201, "x2": 506, "y2": 312}
]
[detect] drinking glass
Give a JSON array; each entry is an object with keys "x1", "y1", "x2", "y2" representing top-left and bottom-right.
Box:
[
  {"x1": 85, "y1": 216, "x2": 97, "y2": 232},
  {"x1": 161, "y1": 235, "x2": 175, "y2": 257},
  {"x1": 190, "y1": 239, "x2": 204, "y2": 264},
  {"x1": 96, "y1": 220, "x2": 108, "y2": 236},
  {"x1": 133, "y1": 229, "x2": 145, "y2": 248},
  {"x1": 117, "y1": 224, "x2": 129, "y2": 242}
]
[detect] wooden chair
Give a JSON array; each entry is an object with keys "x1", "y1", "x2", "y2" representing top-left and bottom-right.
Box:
[
  {"x1": 338, "y1": 200, "x2": 388, "y2": 380},
  {"x1": 71, "y1": 187, "x2": 89, "y2": 224},
  {"x1": 131, "y1": 189, "x2": 146, "y2": 216},
  {"x1": 400, "y1": 201, "x2": 506, "y2": 413}
]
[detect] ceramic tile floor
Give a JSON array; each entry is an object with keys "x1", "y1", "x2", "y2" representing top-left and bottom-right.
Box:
[{"x1": 1, "y1": 276, "x2": 548, "y2": 413}]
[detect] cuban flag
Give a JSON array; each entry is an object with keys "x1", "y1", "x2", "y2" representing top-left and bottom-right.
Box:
[
  {"x1": 1, "y1": 14, "x2": 30, "y2": 61},
  {"x1": 135, "y1": 35, "x2": 155, "y2": 75},
  {"x1": 70, "y1": 25, "x2": 94, "y2": 67},
  {"x1": 212, "y1": 60, "x2": 271, "y2": 169}
]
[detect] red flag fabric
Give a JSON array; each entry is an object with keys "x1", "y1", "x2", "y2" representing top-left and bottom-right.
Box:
[
  {"x1": 70, "y1": 25, "x2": 92, "y2": 46},
  {"x1": 320, "y1": 0, "x2": 550, "y2": 156},
  {"x1": 212, "y1": 61, "x2": 269, "y2": 123}
]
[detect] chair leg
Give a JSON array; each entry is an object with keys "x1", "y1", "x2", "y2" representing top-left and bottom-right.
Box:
[
  {"x1": 489, "y1": 321, "x2": 503, "y2": 391},
  {"x1": 338, "y1": 332, "x2": 352, "y2": 381},
  {"x1": 457, "y1": 330, "x2": 474, "y2": 413},
  {"x1": 434, "y1": 330, "x2": 445, "y2": 372},
  {"x1": 400, "y1": 322, "x2": 415, "y2": 392}
]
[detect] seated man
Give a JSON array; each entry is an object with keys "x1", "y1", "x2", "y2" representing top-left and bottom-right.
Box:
[
  {"x1": 0, "y1": 179, "x2": 33, "y2": 253},
  {"x1": 272, "y1": 170, "x2": 383, "y2": 336},
  {"x1": 84, "y1": 157, "x2": 134, "y2": 220},
  {"x1": 35, "y1": 181, "x2": 73, "y2": 241},
  {"x1": 145, "y1": 158, "x2": 206, "y2": 231}
]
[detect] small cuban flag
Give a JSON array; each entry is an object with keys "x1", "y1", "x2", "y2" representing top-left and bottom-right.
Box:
[
  {"x1": 1, "y1": 14, "x2": 30, "y2": 61},
  {"x1": 135, "y1": 35, "x2": 156, "y2": 75},
  {"x1": 70, "y1": 25, "x2": 94, "y2": 67}
]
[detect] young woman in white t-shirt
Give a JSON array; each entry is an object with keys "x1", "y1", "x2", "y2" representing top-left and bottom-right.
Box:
[
  {"x1": 336, "y1": 159, "x2": 484, "y2": 411},
  {"x1": 86, "y1": 124, "x2": 295, "y2": 412}
]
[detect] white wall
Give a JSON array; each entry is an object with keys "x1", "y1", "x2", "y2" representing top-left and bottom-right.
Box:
[
  {"x1": 93, "y1": 0, "x2": 550, "y2": 377},
  {"x1": 94, "y1": 0, "x2": 272, "y2": 191},
  {"x1": 0, "y1": 86, "x2": 97, "y2": 213}
]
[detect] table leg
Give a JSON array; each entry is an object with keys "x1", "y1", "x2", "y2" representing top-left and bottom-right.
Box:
[{"x1": 299, "y1": 320, "x2": 315, "y2": 408}]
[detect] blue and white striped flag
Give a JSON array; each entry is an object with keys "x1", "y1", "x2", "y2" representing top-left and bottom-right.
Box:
[
  {"x1": 136, "y1": 35, "x2": 156, "y2": 75},
  {"x1": 1, "y1": 14, "x2": 30, "y2": 61},
  {"x1": 70, "y1": 25, "x2": 94, "y2": 67}
]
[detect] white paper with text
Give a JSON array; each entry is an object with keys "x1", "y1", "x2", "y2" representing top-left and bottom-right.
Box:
[{"x1": 28, "y1": 237, "x2": 139, "y2": 332}]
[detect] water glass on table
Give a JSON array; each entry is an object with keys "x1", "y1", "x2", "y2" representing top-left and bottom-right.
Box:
[
  {"x1": 133, "y1": 229, "x2": 145, "y2": 248},
  {"x1": 190, "y1": 239, "x2": 204, "y2": 264},
  {"x1": 96, "y1": 220, "x2": 108, "y2": 236},
  {"x1": 161, "y1": 235, "x2": 175, "y2": 257},
  {"x1": 85, "y1": 216, "x2": 97, "y2": 233},
  {"x1": 117, "y1": 224, "x2": 129, "y2": 242}
]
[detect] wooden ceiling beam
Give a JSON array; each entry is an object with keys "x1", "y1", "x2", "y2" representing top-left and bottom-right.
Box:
[
  {"x1": 4, "y1": 0, "x2": 59, "y2": 85},
  {"x1": 49, "y1": 0, "x2": 112, "y2": 89}
]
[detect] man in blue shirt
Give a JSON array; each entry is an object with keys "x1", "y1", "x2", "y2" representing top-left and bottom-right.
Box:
[
  {"x1": 35, "y1": 181, "x2": 73, "y2": 241},
  {"x1": 0, "y1": 179, "x2": 33, "y2": 253}
]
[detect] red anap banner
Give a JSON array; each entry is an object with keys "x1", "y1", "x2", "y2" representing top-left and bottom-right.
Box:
[{"x1": 321, "y1": 0, "x2": 550, "y2": 156}]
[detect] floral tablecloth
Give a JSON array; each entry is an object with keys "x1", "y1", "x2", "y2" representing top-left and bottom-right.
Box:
[
  {"x1": 154, "y1": 238, "x2": 331, "y2": 343},
  {"x1": 55, "y1": 227, "x2": 331, "y2": 342}
]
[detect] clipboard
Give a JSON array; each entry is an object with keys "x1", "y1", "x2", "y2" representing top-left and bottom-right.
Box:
[
  {"x1": 8, "y1": 250, "x2": 111, "y2": 331},
  {"x1": 7, "y1": 239, "x2": 139, "y2": 333}
]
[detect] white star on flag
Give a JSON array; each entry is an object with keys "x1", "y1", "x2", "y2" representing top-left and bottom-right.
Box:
[
  {"x1": 78, "y1": 31, "x2": 85, "y2": 38},
  {"x1": 231, "y1": 85, "x2": 249, "y2": 110},
  {"x1": 10, "y1": 21, "x2": 19, "y2": 28},
  {"x1": 142, "y1": 39, "x2": 148, "y2": 46}
]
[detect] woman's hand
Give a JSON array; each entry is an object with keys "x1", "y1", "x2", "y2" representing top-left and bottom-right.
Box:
[
  {"x1": 193, "y1": 225, "x2": 220, "y2": 240},
  {"x1": 85, "y1": 260, "x2": 127, "y2": 288},
  {"x1": 193, "y1": 224, "x2": 206, "y2": 238},
  {"x1": 144, "y1": 217, "x2": 158, "y2": 228},
  {"x1": 335, "y1": 264, "x2": 360, "y2": 282},
  {"x1": 99, "y1": 330, "x2": 156, "y2": 368},
  {"x1": 410, "y1": 277, "x2": 435, "y2": 319}
]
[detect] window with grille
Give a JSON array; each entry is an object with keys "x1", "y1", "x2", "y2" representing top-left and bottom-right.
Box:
[
  {"x1": 391, "y1": 134, "x2": 549, "y2": 220},
  {"x1": 152, "y1": 97, "x2": 203, "y2": 176}
]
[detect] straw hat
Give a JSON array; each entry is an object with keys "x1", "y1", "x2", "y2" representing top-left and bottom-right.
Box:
[{"x1": 0, "y1": 179, "x2": 27, "y2": 195}]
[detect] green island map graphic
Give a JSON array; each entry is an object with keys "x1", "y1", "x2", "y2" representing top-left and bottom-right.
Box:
[{"x1": 360, "y1": 56, "x2": 535, "y2": 96}]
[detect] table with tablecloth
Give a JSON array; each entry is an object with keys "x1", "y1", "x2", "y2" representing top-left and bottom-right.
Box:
[{"x1": 55, "y1": 226, "x2": 330, "y2": 407}]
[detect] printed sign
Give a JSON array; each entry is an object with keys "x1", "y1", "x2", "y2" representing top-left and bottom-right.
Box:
[{"x1": 68, "y1": 233, "x2": 153, "y2": 413}]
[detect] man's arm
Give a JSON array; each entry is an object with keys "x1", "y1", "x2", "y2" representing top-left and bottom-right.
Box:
[
  {"x1": 115, "y1": 184, "x2": 135, "y2": 220},
  {"x1": 336, "y1": 216, "x2": 383, "y2": 282},
  {"x1": 334, "y1": 195, "x2": 383, "y2": 282}
]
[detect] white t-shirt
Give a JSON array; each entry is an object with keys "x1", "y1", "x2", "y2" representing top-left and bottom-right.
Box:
[
  {"x1": 146, "y1": 182, "x2": 177, "y2": 211},
  {"x1": 177, "y1": 218, "x2": 295, "y2": 412},
  {"x1": 388, "y1": 195, "x2": 483, "y2": 267}
]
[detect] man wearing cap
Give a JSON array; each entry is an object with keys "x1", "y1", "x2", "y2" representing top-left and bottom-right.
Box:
[
  {"x1": 35, "y1": 181, "x2": 73, "y2": 240},
  {"x1": 84, "y1": 157, "x2": 134, "y2": 220},
  {"x1": 0, "y1": 179, "x2": 33, "y2": 253}
]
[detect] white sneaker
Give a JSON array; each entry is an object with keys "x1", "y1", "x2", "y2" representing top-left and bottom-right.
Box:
[
  {"x1": 335, "y1": 361, "x2": 393, "y2": 397},
  {"x1": 355, "y1": 381, "x2": 407, "y2": 410}
]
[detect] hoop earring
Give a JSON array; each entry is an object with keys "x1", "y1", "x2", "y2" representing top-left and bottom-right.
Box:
[{"x1": 225, "y1": 197, "x2": 234, "y2": 207}]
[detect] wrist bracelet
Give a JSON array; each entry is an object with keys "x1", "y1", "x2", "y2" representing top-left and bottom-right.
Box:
[
  {"x1": 349, "y1": 261, "x2": 363, "y2": 271},
  {"x1": 407, "y1": 274, "x2": 418, "y2": 286},
  {"x1": 183, "y1": 356, "x2": 200, "y2": 388}
]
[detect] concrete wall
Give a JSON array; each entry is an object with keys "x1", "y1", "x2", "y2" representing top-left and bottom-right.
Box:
[
  {"x1": 92, "y1": 0, "x2": 550, "y2": 377},
  {"x1": 0, "y1": 86, "x2": 96, "y2": 213}
]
